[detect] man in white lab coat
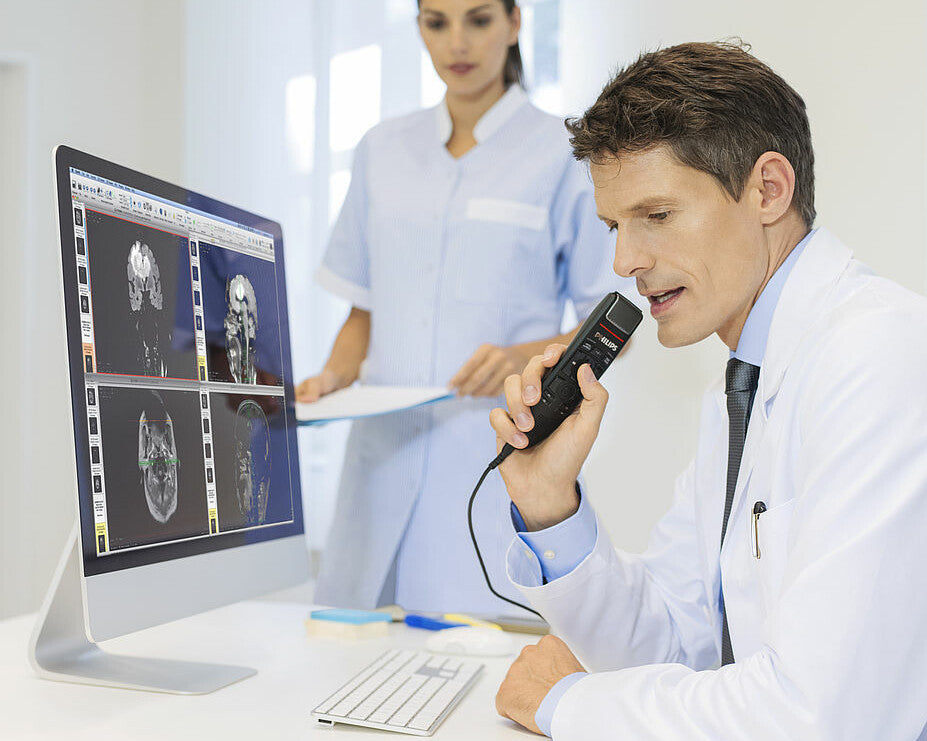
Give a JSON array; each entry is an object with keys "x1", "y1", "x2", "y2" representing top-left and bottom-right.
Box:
[{"x1": 490, "y1": 41, "x2": 927, "y2": 739}]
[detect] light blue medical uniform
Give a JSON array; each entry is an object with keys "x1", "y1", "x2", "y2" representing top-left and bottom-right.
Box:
[{"x1": 314, "y1": 85, "x2": 630, "y2": 616}]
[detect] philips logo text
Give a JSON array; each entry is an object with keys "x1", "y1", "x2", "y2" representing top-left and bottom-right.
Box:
[{"x1": 594, "y1": 332, "x2": 618, "y2": 352}]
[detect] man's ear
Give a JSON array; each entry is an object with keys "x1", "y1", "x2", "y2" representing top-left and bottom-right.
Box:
[{"x1": 750, "y1": 151, "x2": 796, "y2": 225}]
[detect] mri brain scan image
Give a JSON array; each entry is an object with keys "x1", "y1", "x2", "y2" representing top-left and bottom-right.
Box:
[
  {"x1": 234, "y1": 399, "x2": 270, "y2": 526},
  {"x1": 137, "y1": 391, "x2": 179, "y2": 524},
  {"x1": 224, "y1": 274, "x2": 257, "y2": 384},
  {"x1": 127, "y1": 241, "x2": 165, "y2": 376}
]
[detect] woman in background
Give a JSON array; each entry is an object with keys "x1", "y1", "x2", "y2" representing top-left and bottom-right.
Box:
[{"x1": 297, "y1": 0, "x2": 629, "y2": 616}]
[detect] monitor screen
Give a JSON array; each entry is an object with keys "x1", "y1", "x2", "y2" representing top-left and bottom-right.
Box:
[{"x1": 58, "y1": 148, "x2": 303, "y2": 578}]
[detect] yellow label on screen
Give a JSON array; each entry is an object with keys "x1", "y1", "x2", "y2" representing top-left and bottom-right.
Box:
[{"x1": 94, "y1": 523, "x2": 108, "y2": 553}]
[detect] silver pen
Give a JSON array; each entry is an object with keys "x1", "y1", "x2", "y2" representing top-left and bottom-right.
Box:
[{"x1": 751, "y1": 501, "x2": 767, "y2": 559}]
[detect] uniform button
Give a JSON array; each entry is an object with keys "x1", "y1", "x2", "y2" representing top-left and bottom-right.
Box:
[
  {"x1": 543, "y1": 549, "x2": 556, "y2": 560},
  {"x1": 523, "y1": 547, "x2": 533, "y2": 557}
]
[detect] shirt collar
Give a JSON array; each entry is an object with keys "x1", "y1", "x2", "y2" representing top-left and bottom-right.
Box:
[
  {"x1": 435, "y1": 84, "x2": 528, "y2": 145},
  {"x1": 733, "y1": 228, "x2": 816, "y2": 366}
]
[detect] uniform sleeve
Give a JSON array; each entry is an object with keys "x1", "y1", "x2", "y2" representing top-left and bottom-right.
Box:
[
  {"x1": 549, "y1": 156, "x2": 640, "y2": 318},
  {"x1": 315, "y1": 133, "x2": 372, "y2": 310}
]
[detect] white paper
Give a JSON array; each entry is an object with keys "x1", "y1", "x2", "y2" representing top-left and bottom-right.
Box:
[{"x1": 296, "y1": 385, "x2": 454, "y2": 424}]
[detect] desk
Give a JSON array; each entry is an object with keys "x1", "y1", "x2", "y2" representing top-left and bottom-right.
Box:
[{"x1": 0, "y1": 601, "x2": 535, "y2": 740}]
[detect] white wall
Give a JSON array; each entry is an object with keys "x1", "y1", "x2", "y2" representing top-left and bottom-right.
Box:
[
  {"x1": 563, "y1": 0, "x2": 927, "y2": 552},
  {"x1": 2, "y1": 0, "x2": 924, "y2": 618},
  {"x1": 0, "y1": 0, "x2": 184, "y2": 618},
  {"x1": 183, "y1": 0, "x2": 329, "y2": 558},
  {"x1": 183, "y1": 0, "x2": 429, "y2": 560}
]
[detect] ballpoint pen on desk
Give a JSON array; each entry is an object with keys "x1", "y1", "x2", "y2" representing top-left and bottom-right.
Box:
[
  {"x1": 374, "y1": 605, "x2": 466, "y2": 631},
  {"x1": 375, "y1": 605, "x2": 548, "y2": 634},
  {"x1": 404, "y1": 614, "x2": 467, "y2": 631}
]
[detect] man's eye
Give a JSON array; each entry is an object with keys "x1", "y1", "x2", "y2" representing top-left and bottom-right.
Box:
[
  {"x1": 648, "y1": 212, "x2": 669, "y2": 221},
  {"x1": 470, "y1": 14, "x2": 492, "y2": 27},
  {"x1": 425, "y1": 18, "x2": 445, "y2": 30}
]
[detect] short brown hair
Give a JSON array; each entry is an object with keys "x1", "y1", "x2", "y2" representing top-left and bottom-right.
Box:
[{"x1": 566, "y1": 41, "x2": 816, "y2": 227}]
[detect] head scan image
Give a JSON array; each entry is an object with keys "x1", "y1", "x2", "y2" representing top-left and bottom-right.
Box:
[
  {"x1": 137, "y1": 391, "x2": 179, "y2": 524},
  {"x1": 224, "y1": 274, "x2": 257, "y2": 384},
  {"x1": 127, "y1": 240, "x2": 165, "y2": 376},
  {"x1": 234, "y1": 399, "x2": 270, "y2": 526}
]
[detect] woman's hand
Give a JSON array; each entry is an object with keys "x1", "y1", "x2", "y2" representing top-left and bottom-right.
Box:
[
  {"x1": 295, "y1": 368, "x2": 344, "y2": 403},
  {"x1": 296, "y1": 306, "x2": 370, "y2": 403},
  {"x1": 488, "y1": 343, "x2": 608, "y2": 531},
  {"x1": 450, "y1": 343, "x2": 526, "y2": 397}
]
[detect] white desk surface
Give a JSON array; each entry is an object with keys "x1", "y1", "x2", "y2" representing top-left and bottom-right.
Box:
[{"x1": 0, "y1": 601, "x2": 538, "y2": 740}]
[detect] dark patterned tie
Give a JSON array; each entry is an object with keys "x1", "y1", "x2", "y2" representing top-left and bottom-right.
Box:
[{"x1": 720, "y1": 358, "x2": 760, "y2": 666}]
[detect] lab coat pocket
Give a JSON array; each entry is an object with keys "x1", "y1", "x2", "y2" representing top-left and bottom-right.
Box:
[{"x1": 751, "y1": 498, "x2": 796, "y2": 611}]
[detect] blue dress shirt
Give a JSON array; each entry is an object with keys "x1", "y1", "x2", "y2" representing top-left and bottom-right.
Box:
[
  {"x1": 520, "y1": 229, "x2": 815, "y2": 737},
  {"x1": 731, "y1": 230, "x2": 814, "y2": 364}
]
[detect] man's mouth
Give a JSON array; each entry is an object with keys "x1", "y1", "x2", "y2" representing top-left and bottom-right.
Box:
[
  {"x1": 646, "y1": 287, "x2": 684, "y2": 316},
  {"x1": 649, "y1": 288, "x2": 684, "y2": 304}
]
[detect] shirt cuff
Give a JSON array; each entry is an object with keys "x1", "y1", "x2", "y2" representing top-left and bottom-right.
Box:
[
  {"x1": 534, "y1": 672, "x2": 587, "y2": 737},
  {"x1": 510, "y1": 485, "x2": 597, "y2": 582}
]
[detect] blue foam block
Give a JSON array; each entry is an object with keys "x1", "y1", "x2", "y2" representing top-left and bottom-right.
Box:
[{"x1": 309, "y1": 608, "x2": 393, "y2": 625}]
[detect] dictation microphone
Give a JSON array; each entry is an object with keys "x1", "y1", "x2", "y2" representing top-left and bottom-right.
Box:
[{"x1": 468, "y1": 292, "x2": 643, "y2": 616}]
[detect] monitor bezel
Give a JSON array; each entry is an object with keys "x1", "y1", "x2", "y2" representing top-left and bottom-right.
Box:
[{"x1": 55, "y1": 145, "x2": 305, "y2": 580}]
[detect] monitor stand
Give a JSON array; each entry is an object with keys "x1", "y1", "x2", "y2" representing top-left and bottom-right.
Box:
[{"x1": 28, "y1": 524, "x2": 256, "y2": 694}]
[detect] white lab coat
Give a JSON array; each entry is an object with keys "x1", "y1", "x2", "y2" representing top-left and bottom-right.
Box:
[{"x1": 508, "y1": 228, "x2": 927, "y2": 740}]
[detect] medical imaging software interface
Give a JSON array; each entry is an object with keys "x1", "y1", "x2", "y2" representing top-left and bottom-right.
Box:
[{"x1": 70, "y1": 168, "x2": 295, "y2": 555}]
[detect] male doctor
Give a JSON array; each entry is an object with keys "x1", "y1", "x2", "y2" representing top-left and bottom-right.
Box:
[{"x1": 490, "y1": 41, "x2": 927, "y2": 739}]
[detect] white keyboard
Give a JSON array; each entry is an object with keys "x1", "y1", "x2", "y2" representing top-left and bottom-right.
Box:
[{"x1": 312, "y1": 649, "x2": 484, "y2": 736}]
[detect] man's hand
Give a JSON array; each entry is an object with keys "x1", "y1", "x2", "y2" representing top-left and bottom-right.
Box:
[
  {"x1": 496, "y1": 635, "x2": 587, "y2": 735},
  {"x1": 450, "y1": 343, "x2": 526, "y2": 397},
  {"x1": 489, "y1": 343, "x2": 609, "y2": 530}
]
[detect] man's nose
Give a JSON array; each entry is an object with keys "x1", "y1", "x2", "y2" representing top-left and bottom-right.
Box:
[{"x1": 612, "y1": 232, "x2": 652, "y2": 278}]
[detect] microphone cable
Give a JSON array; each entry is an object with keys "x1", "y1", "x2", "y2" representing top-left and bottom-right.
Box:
[{"x1": 467, "y1": 449, "x2": 542, "y2": 619}]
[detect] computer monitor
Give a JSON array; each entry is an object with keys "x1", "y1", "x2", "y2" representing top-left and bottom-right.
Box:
[{"x1": 29, "y1": 146, "x2": 309, "y2": 693}]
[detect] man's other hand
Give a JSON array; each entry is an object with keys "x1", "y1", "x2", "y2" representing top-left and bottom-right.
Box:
[{"x1": 496, "y1": 634, "x2": 586, "y2": 735}]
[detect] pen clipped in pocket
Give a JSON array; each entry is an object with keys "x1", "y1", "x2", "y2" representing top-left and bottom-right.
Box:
[{"x1": 751, "y1": 498, "x2": 795, "y2": 609}]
